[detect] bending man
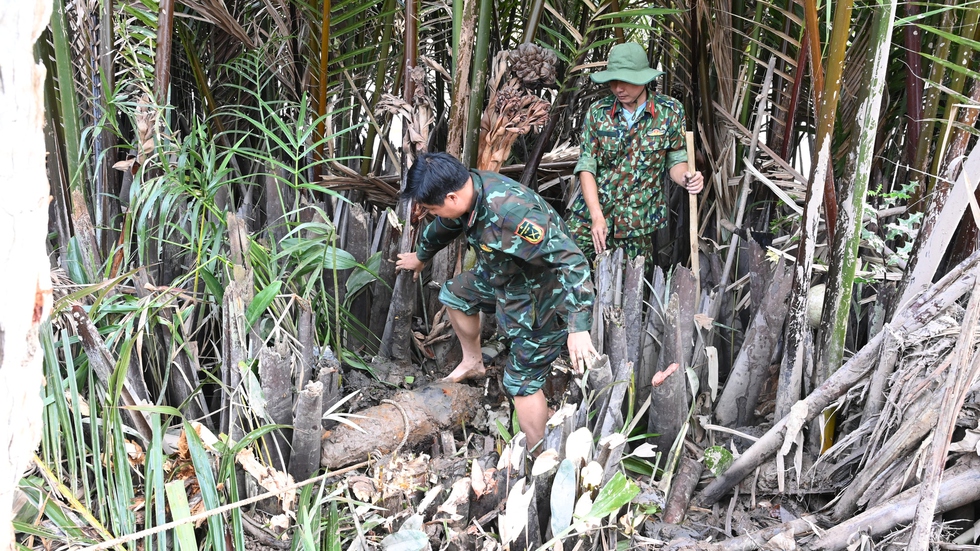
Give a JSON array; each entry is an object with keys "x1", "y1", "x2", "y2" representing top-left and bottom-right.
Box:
[{"x1": 396, "y1": 152, "x2": 597, "y2": 451}]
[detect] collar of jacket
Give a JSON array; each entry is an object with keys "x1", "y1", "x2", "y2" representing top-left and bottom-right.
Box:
[
  {"x1": 606, "y1": 96, "x2": 656, "y2": 121},
  {"x1": 466, "y1": 170, "x2": 484, "y2": 228}
]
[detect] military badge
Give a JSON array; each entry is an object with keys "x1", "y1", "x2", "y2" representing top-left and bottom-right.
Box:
[
  {"x1": 515, "y1": 219, "x2": 544, "y2": 244},
  {"x1": 480, "y1": 243, "x2": 493, "y2": 252}
]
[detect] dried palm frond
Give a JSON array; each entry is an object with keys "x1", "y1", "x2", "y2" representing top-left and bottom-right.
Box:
[
  {"x1": 178, "y1": 0, "x2": 255, "y2": 48},
  {"x1": 375, "y1": 67, "x2": 436, "y2": 154},
  {"x1": 475, "y1": 45, "x2": 557, "y2": 172}
]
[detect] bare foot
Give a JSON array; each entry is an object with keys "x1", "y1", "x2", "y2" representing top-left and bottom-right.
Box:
[{"x1": 441, "y1": 358, "x2": 486, "y2": 383}]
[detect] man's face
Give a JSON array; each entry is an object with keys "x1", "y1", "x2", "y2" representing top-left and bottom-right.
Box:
[
  {"x1": 608, "y1": 80, "x2": 646, "y2": 108},
  {"x1": 417, "y1": 191, "x2": 468, "y2": 219}
]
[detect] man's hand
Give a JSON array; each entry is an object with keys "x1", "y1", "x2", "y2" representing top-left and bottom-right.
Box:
[
  {"x1": 590, "y1": 214, "x2": 609, "y2": 255},
  {"x1": 567, "y1": 331, "x2": 598, "y2": 375},
  {"x1": 683, "y1": 170, "x2": 704, "y2": 194},
  {"x1": 395, "y1": 252, "x2": 425, "y2": 281}
]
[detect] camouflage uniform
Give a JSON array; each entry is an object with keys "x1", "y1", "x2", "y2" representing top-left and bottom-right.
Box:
[
  {"x1": 415, "y1": 171, "x2": 595, "y2": 397},
  {"x1": 567, "y1": 93, "x2": 688, "y2": 259}
]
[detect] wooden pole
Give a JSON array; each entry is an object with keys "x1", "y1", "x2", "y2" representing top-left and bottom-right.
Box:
[{"x1": 686, "y1": 131, "x2": 700, "y2": 300}]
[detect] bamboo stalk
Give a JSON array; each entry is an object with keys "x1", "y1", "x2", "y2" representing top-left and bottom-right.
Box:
[
  {"x1": 814, "y1": 0, "x2": 897, "y2": 450},
  {"x1": 775, "y1": 0, "x2": 855, "y2": 420}
]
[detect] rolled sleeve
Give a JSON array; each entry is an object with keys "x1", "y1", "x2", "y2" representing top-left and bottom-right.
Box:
[
  {"x1": 574, "y1": 156, "x2": 598, "y2": 175},
  {"x1": 416, "y1": 217, "x2": 464, "y2": 263},
  {"x1": 666, "y1": 148, "x2": 687, "y2": 169},
  {"x1": 574, "y1": 110, "x2": 600, "y2": 176}
]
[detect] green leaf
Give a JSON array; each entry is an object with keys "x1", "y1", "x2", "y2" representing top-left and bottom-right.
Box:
[
  {"x1": 592, "y1": 7, "x2": 681, "y2": 20},
  {"x1": 183, "y1": 422, "x2": 227, "y2": 551},
  {"x1": 345, "y1": 252, "x2": 383, "y2": 297},
  {"x1": 246, "y1": 280, "x2": 282, "y2": 329},
  {"x1": 165, "y1": 480, "x2": 199, "y2": 551},
  {"x1": 583, "y1": 472, "x2": 639, "y2": 520},
  {"x1": 122, "y1": 404, "x2": 183, "y2": 417},
  {"x1": 703, "y1": 446, "x2": 735, "y2": 477},
  {"x1": 495, "y1": 419, "x2": 513, "y2": 442},
  {"x1": 199, "y1": 267, "x2": 224, "y2": 303},
  {"x1": 379, "y1": 530, "x2": 429, "y2": 551}
]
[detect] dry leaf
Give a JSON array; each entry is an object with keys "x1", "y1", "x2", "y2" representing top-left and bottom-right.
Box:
[
  {"x1": 236, "y1": 448, "x2": 296, "y2": 514},
  {"x1": 349, "y1": 476, "x2": 378, "y2": 502},
  {"x1": 530, "y1": 449, "x2": 559, "y2": 476},
  {"x1": 269, "y1": 514, "x2": 291, "y2": 533},
  {"x1": 565, "y1": 427, "x2": 593, "y2": 468},
  {"x1": 694, "y1": 313, "x2": 714, "y2": 330},
  {"x1": 125, "y1": 439, "x2": 145, "y2": 467},
  {"x1": 435, "y1": 477, "x2": 470, "y2": 521},
  {"x1": 471, "y1": 460, "x2": 486, "y2": 497}
]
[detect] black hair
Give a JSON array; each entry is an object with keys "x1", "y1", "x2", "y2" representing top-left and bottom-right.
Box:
[{"x1": 404, "y1": 152, "x2": 471, "y2": 205}]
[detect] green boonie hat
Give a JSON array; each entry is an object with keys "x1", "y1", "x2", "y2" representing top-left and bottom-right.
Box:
[{"x1": 590, "y1": 42, "x2": 664, "y2": 85}]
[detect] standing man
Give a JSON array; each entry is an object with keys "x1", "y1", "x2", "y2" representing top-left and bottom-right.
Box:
[
  {"x1": 395, "y1": 153, "x2": 596, "y2": 452},
  {"x1": 567, "y1": 42, "x2": 704, "y2": 260}
]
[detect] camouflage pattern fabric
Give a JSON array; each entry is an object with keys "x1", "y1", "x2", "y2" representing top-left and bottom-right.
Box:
[
  {"x1": 415, "y1": 171, "x2": 595, "y2": 396},
  {"x1": 567, "y1": 93, "x2": 688, "y2": 259}
]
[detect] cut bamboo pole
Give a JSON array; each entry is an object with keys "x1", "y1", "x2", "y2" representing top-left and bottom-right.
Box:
[{"x1": 686, "y1": 131, "x2": 700, "y2": 300}]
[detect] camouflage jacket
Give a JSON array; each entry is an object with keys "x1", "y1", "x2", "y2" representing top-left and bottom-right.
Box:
[
  {"x1": 570, "y1": 93, "x2": 688, "y2": 239},
  {"x1": 415, "y1": 171, "x2": 595, "y2": 333}
]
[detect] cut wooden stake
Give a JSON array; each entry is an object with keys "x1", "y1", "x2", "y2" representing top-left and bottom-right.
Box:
[
  {"x1": 687, "y1": 131, "x2": 700, "y2": 300},
  {"x1": 663, "y1": 453, "x2": 705, "y2": 525}
]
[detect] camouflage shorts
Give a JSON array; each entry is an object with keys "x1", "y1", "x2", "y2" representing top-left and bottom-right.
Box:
[{"x1": 439, "y1": 267, "x2": 567, "y2": 397}]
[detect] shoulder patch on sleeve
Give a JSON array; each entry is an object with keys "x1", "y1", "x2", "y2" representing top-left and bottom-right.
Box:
[{"x1": 515, "y1": 218, "x2": 545, "y2": 244}]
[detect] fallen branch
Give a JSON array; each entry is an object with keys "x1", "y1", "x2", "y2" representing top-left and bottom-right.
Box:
[
  {"x1": 696, "y1": 249, "x2": 980, "y2": 506},
  {"x1": 320, "y1": 382, "x2": 483, "y2": 469},
  {"x1": 663, "y1": 452, "x2": 704, "y2": 524},
  {"x1": 908, "y1": 276, "x2": 980, "y2": 551},
  {"x1": 813, "y1": 459, "x2": 980, "y2": 550},
  {"x1": 703, "y1": 515, "x2": 819, "y2": 551}
]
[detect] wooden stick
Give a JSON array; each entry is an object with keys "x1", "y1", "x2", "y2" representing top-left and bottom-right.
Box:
[{"x1": 686, "y1": 131, "x2": 700, "y2": 300}]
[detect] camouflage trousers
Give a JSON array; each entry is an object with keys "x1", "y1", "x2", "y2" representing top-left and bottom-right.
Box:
[{"x1": 438, "y1": 266, "x2": 567, "y2": 397}]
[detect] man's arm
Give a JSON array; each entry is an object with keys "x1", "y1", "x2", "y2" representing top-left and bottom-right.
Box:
[
  {"x1": 396, "y1": 215, "x2": 466, "y2": 279},
  {"x1": 573, "y1": 108, "x2": 609, "y2": 253},
  {"x1": 578, "y1": 171, "x2": 608, "y2": 254},
  {"x1": 500, "y1": 208, "x2": 595, "y2": 334},
  {"x1": 414, "y1": 216, "x2": 465, "y2": 263},
  {"x1": 661, "y1": 96, "x2": 705, "y2": 195}
]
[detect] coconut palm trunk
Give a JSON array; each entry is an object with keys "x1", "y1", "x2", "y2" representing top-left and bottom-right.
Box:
[{"x1": 0, "y1": 1, "x2": 54, "y2": 548}]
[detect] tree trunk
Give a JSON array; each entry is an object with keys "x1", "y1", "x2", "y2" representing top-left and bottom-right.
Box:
[
  {"x1": 0, "y1": 1, "x2": 54, "y2": 548},
  {"x1": 320, "y1": 383, "x2": 483, "y2": 469},
  {"x1": 714, "y1": 258, "x2": 792, "y2": 427}
]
